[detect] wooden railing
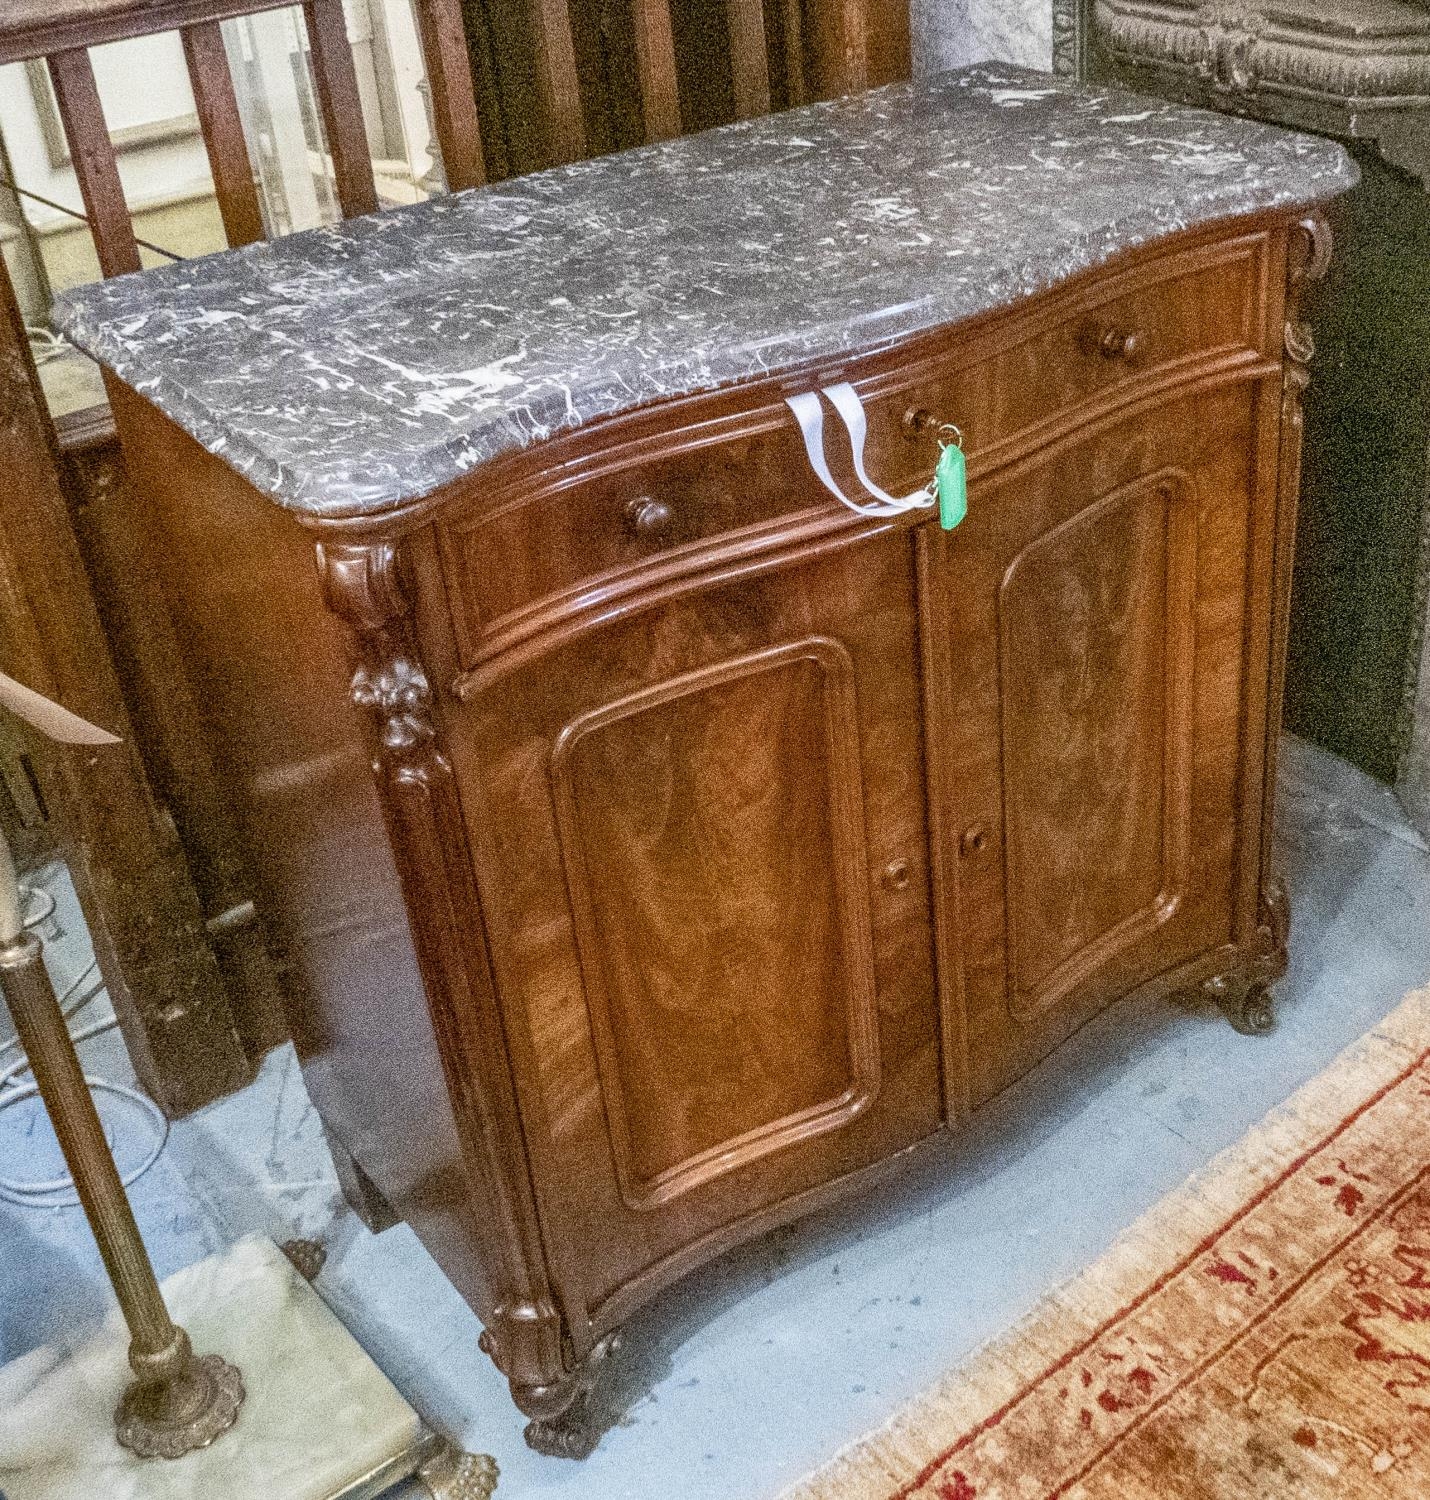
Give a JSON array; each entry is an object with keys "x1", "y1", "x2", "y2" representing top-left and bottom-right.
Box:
[
  {"x1": 0, "y1": 0, "x2": 895, "y2": 1113},
  {"x1": 5, "y1": 0, "x2": 484, "y2": 278}
]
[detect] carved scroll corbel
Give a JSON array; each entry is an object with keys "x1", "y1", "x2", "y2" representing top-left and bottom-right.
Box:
[
  {"x1": 313, "y1": 538, "x2": 573, "y2": 1409},
  {"x1": 315, "y1": 540, "x2": 439, "y2": 774},
  {"x1": 1284, "y1": 212, "x2": 1333, "y2": 391},
  {"x1": 1243, "y1": 212, "x2": 1333, "y2": 1017}
]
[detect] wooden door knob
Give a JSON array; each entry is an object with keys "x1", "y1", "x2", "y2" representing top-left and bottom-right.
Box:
[
  {"x1": 1098, "y1": 327, "x2": 1144, "y2": 363},
  {"x1": 881, "y1": 858, "x2": 913, "y2": 892},
  {"x1": 625, "y1": 495, "x2": 675, "y2": 539},
  {"x1": 960, "y1": 823, "x2": 990, "y2": 858}
]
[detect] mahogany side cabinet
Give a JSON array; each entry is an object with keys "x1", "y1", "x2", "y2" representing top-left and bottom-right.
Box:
[{"x1": 62, "y1": 67, "x2": 1354, "y2": 1456}]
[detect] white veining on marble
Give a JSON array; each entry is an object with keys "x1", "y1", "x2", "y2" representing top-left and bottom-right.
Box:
[{"x1": 57, "y1": 65, "x2": 1354, "y2": 520}]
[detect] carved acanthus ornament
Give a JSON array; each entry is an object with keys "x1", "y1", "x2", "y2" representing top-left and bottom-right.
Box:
[
  {"x1": 1052, "y1": 0, "x2": 1089, "y2": 77},
  {"x1": 316, "y1": 540, "x2": 439, "y2": 772},
  {"x1": 351, "y1": 655, "x2": 435, "y2": 755},
  {"x1": 1284, "y1": 213, "x2": 1333, "y2": 394}
]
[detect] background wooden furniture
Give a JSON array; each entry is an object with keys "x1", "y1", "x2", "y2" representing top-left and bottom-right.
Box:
[
  {"x1": 1061, "y1": 0, "x2": 1430, "y2": 819},
  {"x1": 0, "y1": 0, "x2": 487, "y2": 1095},
  {"x1": 0, "y1": 0, "x2": 908, "y2": 1109},
  {"x1": 0, "y1": 264, "x2": 249, "y2": 1115},
  {"x1": 102, "y1": 192, "x2": 1329, "y2": 1450}
]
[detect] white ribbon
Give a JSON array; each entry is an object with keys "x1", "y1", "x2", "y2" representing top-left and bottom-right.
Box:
[{"x1": 786, "y1": 383, "x2": 936, "y2": 520}]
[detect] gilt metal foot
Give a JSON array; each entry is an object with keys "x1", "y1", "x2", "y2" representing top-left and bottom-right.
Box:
[
  {"x1": 114, "y1": 1350, "x2": 245, "y2": 1459},
  {"x1": 416, "y1": 1439, "x2": 499, "y2": 1498}
]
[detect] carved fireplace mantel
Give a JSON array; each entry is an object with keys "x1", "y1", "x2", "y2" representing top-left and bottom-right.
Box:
[{"x1": 1085, "y1": 0, "x2": 1430, "y2": 179}]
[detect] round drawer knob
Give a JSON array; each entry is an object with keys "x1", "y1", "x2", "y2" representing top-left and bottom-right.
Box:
[
  {"x1": 960, "y1": 823, "x2": 990, "y2": 858},
  {"x1": 626, "y1": 495, "x2": 674, "y2": 540},
  {"x1": 1099, "y1": 327, "x2": 1144, "y2": 364}
]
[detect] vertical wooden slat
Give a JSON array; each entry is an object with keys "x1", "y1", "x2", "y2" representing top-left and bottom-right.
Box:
[
  {"x1": 182, "y1": 21, "x2": 267, "y2": 247},
  {"x1": 783, "y1": 0, "x2": 806, "y2": 106},
  {"x1": 727, "y1": 0, "x2": 771, "y2": 120},
  {"x1": 302, "y1": 0, "x2": 380, "y2": 217},
  {"x1": 46, "y1": 49, "x2": 141, "y2": 278},
  {"x1": 411, "y1": 0, "x2": 487, "y2": 190},
  {"x1": 631, "y1": 0, "x2": 681, "y2": 141},
  {"x1": 809, "y1": 0, "x2": 867, "y2": 97},
  {"x1": 530, "y1": 0, "x2": 587, "y2": 164}
]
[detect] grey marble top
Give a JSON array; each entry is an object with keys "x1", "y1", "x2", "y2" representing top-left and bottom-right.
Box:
[{"x1": 58, "y1": 64, "x2": 1356, "y2": 521}]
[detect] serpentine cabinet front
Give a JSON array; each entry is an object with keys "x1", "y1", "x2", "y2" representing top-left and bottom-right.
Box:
[
  {"x1": 106, "y1": 215, "x2": 1327, "y2": 1452},
  {"x1": 422, "y1": 219, "x2": 1321, "y2": 1399}
]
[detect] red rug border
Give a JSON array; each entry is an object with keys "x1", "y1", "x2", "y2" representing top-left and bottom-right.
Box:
[
  {"x1": 1049, "y1": 1162, "x2": 1430, "y2": 1498},
  {"x1": 890, "y1": 1040, "x2": 1430, "y2": 1499}
]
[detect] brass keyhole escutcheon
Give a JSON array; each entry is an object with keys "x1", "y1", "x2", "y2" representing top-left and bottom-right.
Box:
[
  {"x1": 882, "y1": 859, "x2": 912, "y2": 892},
  {"x1": 960, "y1": 824, "x2": 990, "y2": 858}
]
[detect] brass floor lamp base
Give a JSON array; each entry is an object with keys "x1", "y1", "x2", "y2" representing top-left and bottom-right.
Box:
[
  {"x1": 0, "y1": 1236, "x2": 500, "y2": 1500},
  {"x1": 115, "y1": 1350, "x2": 246, "y2": 1459},
  {"x1": 0, "y1": 925, "x2": 252, "y2": 1465}
]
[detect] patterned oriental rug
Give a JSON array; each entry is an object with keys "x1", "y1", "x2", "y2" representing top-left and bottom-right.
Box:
[{"x1": 785, "y1": 990, "x2": 1430, "y2": 1500}]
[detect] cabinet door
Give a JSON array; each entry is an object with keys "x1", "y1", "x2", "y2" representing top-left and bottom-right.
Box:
[
  {"x1": 447, "y1": 528, "x2": 941, "y2": 1325},
  {"x1": 937, "y1": 385, "x2": 1269, "y2": 1104}
]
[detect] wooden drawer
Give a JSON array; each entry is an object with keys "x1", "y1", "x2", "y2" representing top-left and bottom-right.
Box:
[
  {"x1": 439, "y1": 417, "x2": 831, "y2": 665},
  {"x1": 856, "y1": 232, "x2": 1270, "y2": 495},
  {"x1": 440, "y1": 234, "x2": 1269, "y2": 669}
]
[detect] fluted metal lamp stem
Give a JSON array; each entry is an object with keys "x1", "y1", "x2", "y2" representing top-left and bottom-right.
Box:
[{"x1": 0, "y1": 858, "x2": 244, "y2": 1457}]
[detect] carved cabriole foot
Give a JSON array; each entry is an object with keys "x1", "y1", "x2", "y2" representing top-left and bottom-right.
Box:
[
  {"x1": 515, "y1": 1333, "x2": 621, "y2": 1460},
  {"x1": 1204, "y1": 974, "x2": 1277, "y2": 1036},
  {"x1": 1201, "y1": 878, "x2": 1290, "y2": 1036},
  {"x1": 416, "y1": 1438, "x2": 500, "y2": 1498}
]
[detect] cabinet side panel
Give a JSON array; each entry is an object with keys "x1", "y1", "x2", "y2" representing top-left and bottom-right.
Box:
[{"x1": 108, "y1": 389, "x2": 496, "y2": 1321}]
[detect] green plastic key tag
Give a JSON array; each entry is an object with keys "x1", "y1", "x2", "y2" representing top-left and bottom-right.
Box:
[{"x1": 935, "y1": 434, "x2": 967, "y2": 532}]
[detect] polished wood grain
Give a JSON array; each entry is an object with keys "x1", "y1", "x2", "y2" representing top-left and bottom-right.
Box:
[
  {"x1": 549, "y1": 637, "x2": 880, "y2": 1207},
  {"x1": 0, "y1": 0, "x2": 291, "y2": 63},
  {"x1": 0, "y1": 270, "x2": 248, "y2": 1115},
  {"x1": 943, "y1": 379, "x2": 1271, "y2": 1102},
  {"x1": 0, "y1": 0, "x2": 488, "y2": 1085},
  {"x1": 301, "y1": 0, "x2": 380, "y2": 217},
  {"x1": 445, "y1": 526, "x2": 940, "y2": 1325},
  {"x1": 997, "y1": 468, "x2": 1196, "y2": 1019},
  {"x1": 410, "y1": 0, "x2": 486, "y2": 190},
  {"x1": 436, "y1": 233, "x2": 1271, "y2": 680},
  {"x1": 531, "y1": 0, "x2": 587, "y2": 164},
  {"x1": 808, "y1": 0, "x2": 867, "y2": 95},
  {"x1": 630, "y1": 0, "x2": 681, "y2": 142},
  {"x1": 727, "y1": 0, "x2": 772, "y2": 119},
  {"x1": 105, "y1": 214, "x2": 1316, "y2": 1442},
  {"x1": 62, "y1": 432, "x2": 285, "y2": 1055}
]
